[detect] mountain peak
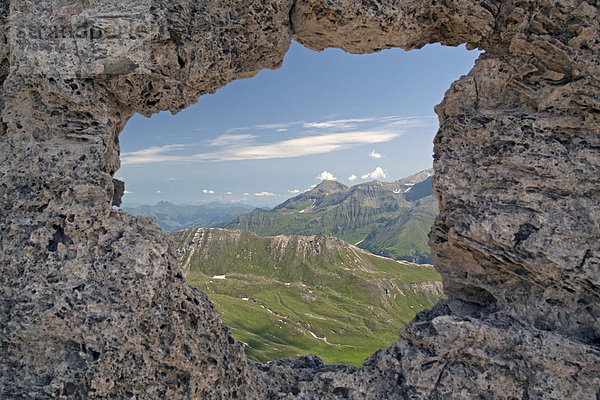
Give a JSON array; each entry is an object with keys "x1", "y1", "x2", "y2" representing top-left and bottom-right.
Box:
[
  {"x1": 225, "y1": 169, "x2": 437, "y2": 263},
  {"x1": 393, "y1": 169, "x2": 433, "y2": 186},
  {"x1": 312, "y1": 179, "x2": 348, "y2": 194}
]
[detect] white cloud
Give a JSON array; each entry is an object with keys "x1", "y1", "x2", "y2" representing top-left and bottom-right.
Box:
[
  {"x1": 212, "y1": 130, "x2": 401, "y2": 161},
  {"x1": 226, "y1": 122, "x2": 292, "y2": 133},
  {"x1": 208, "y1": 134, "x2": 256, "y2": 147},
  {"x1": 256, "y1": 123, "x2": 290, "y2": 130},
  {"x1": 121, "y1": 129, "x2": 403, "y2": 164},
  {"x1": 156, "y1": 190, "x2": 162, "y2": 194},
  {"x1": 288, "y1": 189, "x2": 301, "y2": 194},
  {"x1": 303, "y1": 118, "x2": 373, "y2": 129},
  {"x1": 223, "y1": 115, "x2": 430, "y2": 135},
  {"x1": 361, "y1": 167, "x2": 387, "y2": 180},
  {"x1": 348, "y1": 174, "x2": 357, "y2": 181},
  {"x1": 226, "y1": 191, "x2": 232, "y2": 195},
  {"x1": 202, "y1": 189, "x2": 215, "y2": 194},
  {"x1": 124, "y1": 190, "x2": 133, "y2": 194},
  {"x1": 316, "y1": 171, "x2": 336, "y2": 181},
  {"x1": 120, "y1": 115, "x2": 434, "y2": 165},
  {"x1": 120, "y1": 144, "x2": 187, "y2": 164},
  {"x1": 255, "y1": 192, "x2": 277, "y2": 196},
  {"x1": 243, "y1": 192, "x2": 249, "y2": 196}
]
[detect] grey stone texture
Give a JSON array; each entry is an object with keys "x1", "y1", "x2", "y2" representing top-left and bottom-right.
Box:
[{"x1": 1, "y1": 0, "x2": 598, "y2": 398}]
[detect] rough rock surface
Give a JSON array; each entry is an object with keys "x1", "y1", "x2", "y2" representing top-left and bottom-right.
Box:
[{"x1": 1, "y1": 0, "x2": 598, "y2": 399}]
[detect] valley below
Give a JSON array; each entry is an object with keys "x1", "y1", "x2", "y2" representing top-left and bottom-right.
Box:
[{"x1": 171, "y1": 227, "x2": 443, "y2": 366}]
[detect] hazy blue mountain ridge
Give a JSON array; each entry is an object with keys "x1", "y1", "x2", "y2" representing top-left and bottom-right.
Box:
[{"x1": 122, "y1": 201, "x2": 255, "y2": 231}]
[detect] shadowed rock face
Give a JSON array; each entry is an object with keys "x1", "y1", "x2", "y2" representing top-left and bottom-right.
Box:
[{"x1": 1, "y1": 0, "x2": 598, "y2": 398}]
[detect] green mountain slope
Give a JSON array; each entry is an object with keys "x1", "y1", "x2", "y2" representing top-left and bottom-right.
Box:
[
  {"x1": 171, "y1": 227, "x2": 443, "y2": 366},
  {"x1": 359, "y1": 197, "x2": 438, "y2": 263},
  {"x1": 122, "y1": 201, "x2": 254, "y2": 231},
  {"x1": 223, "y1": 170, "x2": 438, "y2": 263}
]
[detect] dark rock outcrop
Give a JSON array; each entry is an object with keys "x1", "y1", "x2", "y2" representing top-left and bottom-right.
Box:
[{"x1": 1, "y1": 0, "x2": 598, "y2": 398}]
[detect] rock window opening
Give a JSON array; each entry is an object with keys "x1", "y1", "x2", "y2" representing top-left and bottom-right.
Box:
[{"x1": 117, "y1": 41, "x2": 480, "y2": 366}]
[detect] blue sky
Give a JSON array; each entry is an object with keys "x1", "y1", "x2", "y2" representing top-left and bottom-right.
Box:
[{"x1": 118, "y1": 41, "x2": 480, "y2": 207}]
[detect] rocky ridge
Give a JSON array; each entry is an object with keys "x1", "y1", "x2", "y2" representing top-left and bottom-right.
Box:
[{"x1": 1, "y1": 0, "x2": 598, "y2": 399}]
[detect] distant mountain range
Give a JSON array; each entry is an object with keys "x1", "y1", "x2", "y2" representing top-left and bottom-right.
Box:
[
  {"x1": 170, "y1": 227, "x2": 443, "y2": 365},
  {"x1": 224, "y1": 170, "x2": 438, "y2": 263},
  {"x1": 121, "y1": 201, "x2": 255, "y2": 231},
  {"x1": 123, "y1": 170, "x2": 439, "y2": 262}
]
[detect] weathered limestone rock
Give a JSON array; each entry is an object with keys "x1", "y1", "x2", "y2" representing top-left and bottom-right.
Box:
[
  {"x1": 1, "y1": 1, "x2": 292, "y2": 398},
  {"x1": 1, "y1": 0, "x2": 598, "y2": 399}
]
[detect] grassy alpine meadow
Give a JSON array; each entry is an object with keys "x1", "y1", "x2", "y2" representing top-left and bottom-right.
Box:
[{"x1": 175, "y1": 228, "x2": 444, "y2": 366}]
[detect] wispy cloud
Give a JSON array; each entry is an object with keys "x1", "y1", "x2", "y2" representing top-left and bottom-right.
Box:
[
  {"x1": 202, "y1": 189, "x2": 215, "y2": 194},
  {"x1": 255, "y1": 192, "x2": 277, "y2": 196},
  {"x1": 348, "y1": 174, "x2": 357, "y2": 181},
  {"x1": 121, "y1": 116, "x2": 431, "y2": 165},
  {"x1": 361, "y1": 167, "x2": 387, "y2": 180},
  {"x1": 288, "y1": 189, "x2": 301, "y2": 194},
  {"x1": 316, "y1": 171, "x2": 336, "y2": 181},
  {"x1": 122, "y1": 131, "x2": 402, "y2": 164},
  {"x1": 121, "y1": 144, "x2": 187, "y2": 164},
  {"x1": 226, "y1": 123, "x2": 292, "y2": 133},
  {"x1": 208, "y1": 134, "x2": 256, "y2": 147},
  {"x1": 302, "y1": 118, "x2": 373, "y2": 130},
  {"x1": 224, "y1": 117, "x2": 399, "y2": 134},
  {"x1": 219, "y1": 130, "x2": 400, "y2": 161}
]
